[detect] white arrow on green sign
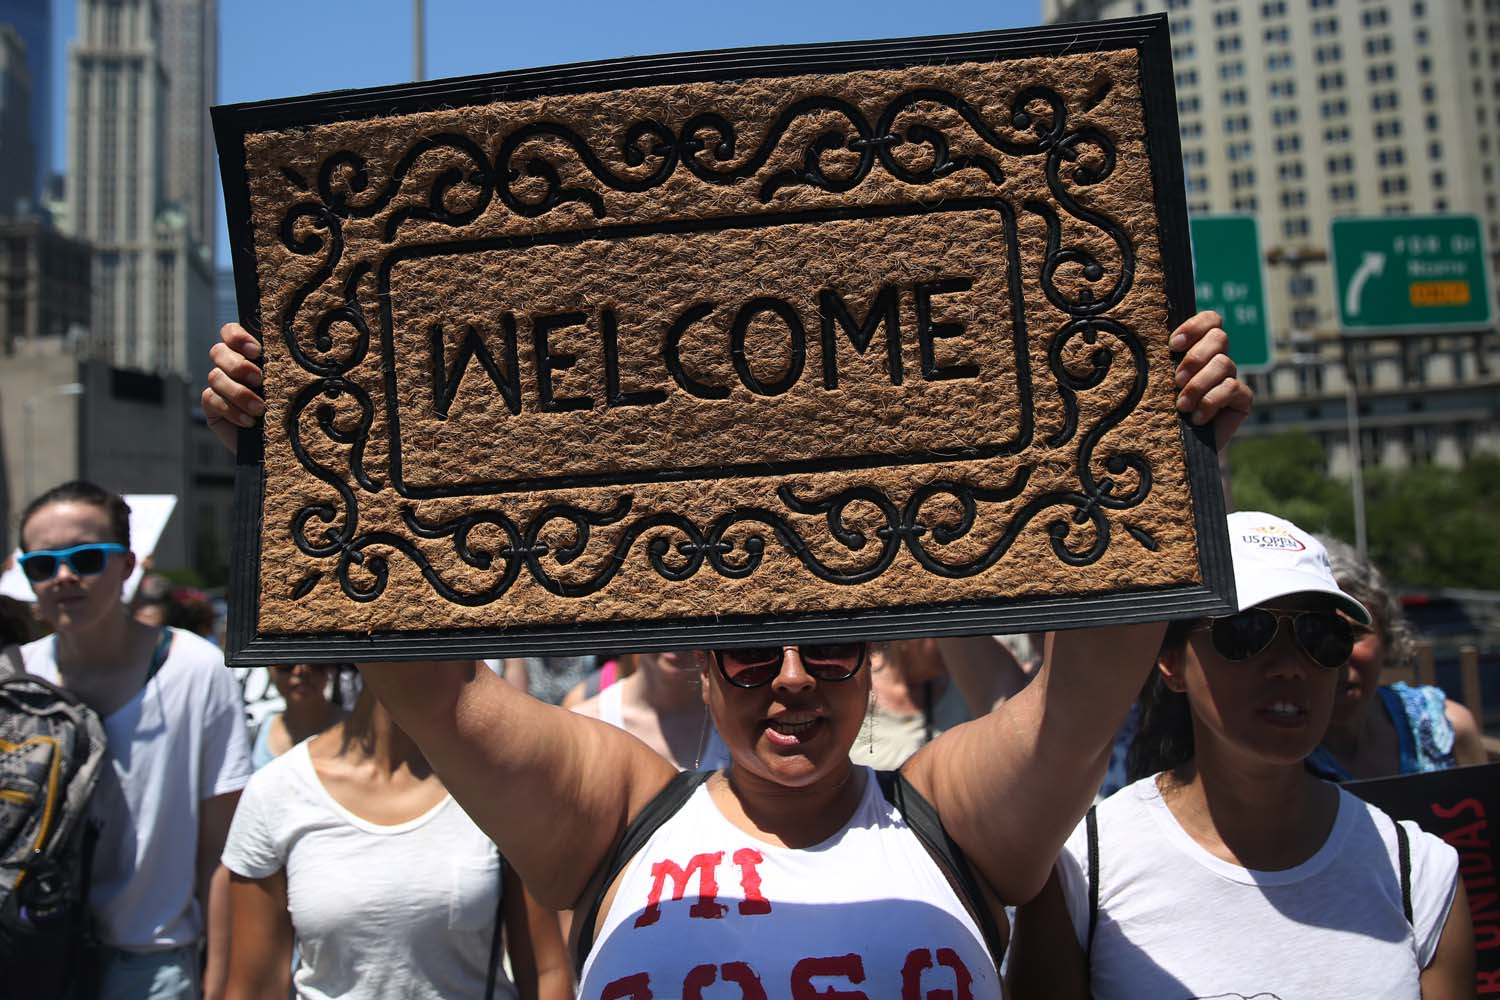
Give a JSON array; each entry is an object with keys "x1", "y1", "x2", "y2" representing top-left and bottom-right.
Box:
[
  {"x1": 1189, "y1": 215, "x2": 1271, "y2": 372},
  {"x1": 1331, "y1": 215, "x2": 1494, "y2": 333}
]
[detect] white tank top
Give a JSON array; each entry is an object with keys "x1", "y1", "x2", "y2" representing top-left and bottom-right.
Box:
[{"x1": 578, "y1": 768, "x2": 999, "y2": 999}]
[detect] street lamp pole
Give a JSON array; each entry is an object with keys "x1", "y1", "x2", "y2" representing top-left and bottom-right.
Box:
[
  {"x1": 1340, "y1": 343, "x2": 1369, "y2": 559},
  {"x1": 21, "y1": 382, "x2": 86, "y2": 505},
  {"x1": 413, "y1": 0, "x2": 426, "y2": 82}
]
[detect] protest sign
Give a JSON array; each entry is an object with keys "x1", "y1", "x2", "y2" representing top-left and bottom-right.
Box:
[
  {"x1": 1346, "y1": 762, "x2": 1500, "y2": 993},
  {"x1": 214, "y1": 16, "x2": 1232, "y2": 663}
]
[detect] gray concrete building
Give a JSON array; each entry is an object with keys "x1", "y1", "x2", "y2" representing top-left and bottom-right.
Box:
[
  {"x1": 64, "y1": 0, "x2": 213, "y2": 377},
  {"x1": 0, "y1": 215, "x2": 93, "y2": 356},
  {"x1": 160, "y1": 0, "x2": 215, "y2": 256},
  {"x1": 0, "y1": 354, "x2": 234, "y2": 576},
  {"x1": 1044, "y1": 0, "x2": 1500, "y2": 474}
]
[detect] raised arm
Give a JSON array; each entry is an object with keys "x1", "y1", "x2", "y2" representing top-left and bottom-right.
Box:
[
  {"x1": 358, "y1": 660, "x2": 675, "y2": 910},
  {"x1": 904, "y1": 311, "x2": 1250, "y2": 904},
  {"x1": 203, "y1": 324, "x2": 676, "y2": 908}
]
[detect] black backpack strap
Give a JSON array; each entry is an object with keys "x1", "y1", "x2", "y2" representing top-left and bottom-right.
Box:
[
  {"x1": 1394, "y1": 819, "x2": 1413, "y2": 926},
  {"x1": 877, "y1": 770, "x2": 1006, "y2": 965},
  {"x1": 573, "y1": 769, "x2": 712, "y2": 975},
  {"x1": 1086, "y1": 805, "x2": 1100, "y2": 961},
  {"x1": 485, "y1": 854, "x2": 506, "y2": 1000}
]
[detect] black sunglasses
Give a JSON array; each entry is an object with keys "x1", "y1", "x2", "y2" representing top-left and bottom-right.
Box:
[
  {"x1": 18, "y1": 543, "x2": 127, "y2": 583},
  {"x1": 711, "y1": 643, "x2": 868, "y2": 689},
  {"x1": 1196, "y1": 609, "x2": 1355, "y2": 670}
]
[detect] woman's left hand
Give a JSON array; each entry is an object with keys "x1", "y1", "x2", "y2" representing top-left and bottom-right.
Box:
[{"x1": 1170, "y1": 310, "x2": 1253, "y2": 451}]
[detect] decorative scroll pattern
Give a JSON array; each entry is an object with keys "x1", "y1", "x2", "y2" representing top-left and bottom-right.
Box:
[{"x1": 273, "y1": 81, "x2": 1154, "y2": 606}]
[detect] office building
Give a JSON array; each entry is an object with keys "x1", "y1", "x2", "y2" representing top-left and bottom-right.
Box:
[
  {"x1": 0, "y1": 0, "x2": 51, "y2": 207},
  {"x1": 0, "y1": 24, "x2": 35, "y2": 216},
  {"x1": 1044, "y1": 0, "x2": 1500, "y2": 472},
  {"x1": 160, "y1": 0, "x2": 216, "y2": 254},
  {"x1": 65, "y1": 0, "x2": 213, "y2": 376},
  {"x1": 0, "y1": 215, "x2": 92, "y2": 356}
]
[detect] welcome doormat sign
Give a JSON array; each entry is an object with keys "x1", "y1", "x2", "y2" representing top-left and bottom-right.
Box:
[{"x1": 215, "y1": 15, "x2": 1233, "y2": 663}]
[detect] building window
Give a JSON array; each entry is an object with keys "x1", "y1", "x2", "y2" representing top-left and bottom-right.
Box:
[
  {"x1": 1362, "y1": 8, "x2": 1390, "y2": 26},
  {"x1": 1289, "y1": 274, "x2": 1317, "y2": 297},
  {"x1": 1432, "y1": 169, "x2": 1446, "y2": 188},
  {"x1": 1422, "y1": 83, "x2": 1437, "y2": 103},
  {"x1": 1375, "y1": 119, "x2": 1403, "y2": 138},
  {"x1": 1276, "y1": 134, "x2": 1302, "y2": 153},
  {"x1": 1315, "y1": 44, "x2": 1342, "y2": 63},
  {"x1": 1262, "y1": 0, "x2": 1287, "y2": 14},
  {"x1": 1368, "y1": 64, "x2": 1396, "y2": 83},
  {"x1": 1419, "y1": 56, "x2": 1432, "y2": 74},
  {"x1": 1228, "y1": 140, "x2": 1255, "y2": 161},
  {"x1": 1179, "y1": 96, "x2": 1202, "y2": 114},
  {"x1": 1271, "y1": 106, "x2": 1299, "y2": 126},
  {"x1": 1313, "y1": 16, "x2": 1340, "y2": 35},
  {"x1": 1225, "y1": 114, "x2": 1252, "y2": 133},
  {"x1": 1280, "y1": 189, "x2": 1308, "y2": 208},
  {"x1": 1318, "y1": 71, "x2": 1346, "y2": 91},
  {"x1": 1269, "y1": 79, "x2": 1296, "y2": 97},
  {"x1": 1187, "y1": 175, "x2": 1210, "y2": 192},
  {"x1": 1264, "y1": 26, "x2": 1290, "y2": 43},
  {"x1": 1321, "y1": 99, "x2": 1348, "y2": 118},
  {"x1": 1223, "y1": 87, "x2": 1249, "y2": 105},
  {"x1": 1283, "y1": 217, "x2": 1310, "y2": 238},
  {"x1": 1425, "y1": 113, "x2": 1440, "y2": 131},
  {"x1": 1412, "y1": 1, "x2": 1426, "y2": 16},
  {"x1": 1177, "y1": 69, "x2": 1200, "y2": 88},
  {"x1": 1371, "y1": 91, "x2": 1400, "y2": 111},
  {"x1": 1377, "y1": 147, "x2": 1406, "y2": 166},
  {"x1": 1215, "y1": 8, "x2": 1240, "y2": 26},
  {"x1": 1182, "y1": 120, "x2": 1204, "y2": 138},
  {"x1": 1365, "y1": 36, "x2": 1394, "y2": 55},
  {"x1": 1174, "y1": 42, "x2": 1197, "y2": 61},
  {"x1": 1216, "y1": 34, "x2": 1243, "y2": 53},
  {"x1": 1328, "y1": 154, "x2": 1355, "y2": 173},
  {"x1": 1429, "y1": 141, "x2": 1442, "y2": 159},
  {"x1": 1230, "y1": 168, "x2": 1256, "y2": 188},
  {"x1": 1232, "y1": 195, "x2": 1259, "y2": 212},
  {"x1": 1380, "y1": 176, "x2": 1410, "y2": 195},
  {"x1": 1219, "y1": 62, "x2": 1245, "y2": 80},
  {"x1": 1184, "y1": 148, "x2": 1207, "y2": 166},
  {"x1": 1330, "y1": 182, "x2": 1358, "y2": 201},
  {"x1": 1268, "y1": 51, "x2": 1294, "y2": 70},
  {"x1": 1277, "y1": 161, "x2": 1304, "y2": 180}
]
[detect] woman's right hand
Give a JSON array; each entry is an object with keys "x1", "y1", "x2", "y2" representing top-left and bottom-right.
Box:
[{"x1": 203, "y1": 323, "x2": 266, "y2": 454}]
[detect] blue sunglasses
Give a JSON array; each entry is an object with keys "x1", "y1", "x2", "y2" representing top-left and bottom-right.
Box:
[{"x1": 18, "y1": 543, "x2": 127, "y2": 583}]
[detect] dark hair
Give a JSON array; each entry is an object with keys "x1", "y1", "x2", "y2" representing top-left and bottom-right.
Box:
[
  {"x1": 0, "y1": 595, "x2": 35, "y2": 646},
  {"x1": 1126, "y1": 618, "x2": 1198, "y2": 783},
  {"x1": 19, "y1": 481, "x2": 131, "y2": 552}
]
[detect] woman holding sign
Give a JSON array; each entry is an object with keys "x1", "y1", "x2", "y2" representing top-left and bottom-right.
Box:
[
  {"x1": 205, "y1": 311, "x2": 1250, "y2": 998},
  {"x1": 1006, "y1": 512, "x2": 1474, "y2": 999}
]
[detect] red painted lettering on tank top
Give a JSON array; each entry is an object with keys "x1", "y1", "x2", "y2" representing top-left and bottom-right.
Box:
[
  {"x1": 682, "y1": 961, "x2": 770, "y2": 1000},
  {"x1": 790, "y1": 954, "x2": 870, "y2": 1000},
  {"x1": 899, "y1": 947, "x2": 976, "y2": 1000},
  {"x1": 732, "y1": 847, "x2": 773, "y2": 916},
  {"x1": 600, "y1": 971, "x2": 653, "y2": 999},
  {"x1": 633, "y1": 851, "x2": 728, "y2": 928}
]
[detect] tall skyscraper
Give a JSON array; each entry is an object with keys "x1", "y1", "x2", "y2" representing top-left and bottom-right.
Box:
[
  {"x1": 0, "y1": 0, "x2": 51, "y2": 206},
  {"x1": 66, "y1": 0, "x2": 213, "y2": 376},
  {"x1": 160, "y1": 0, "x2": 215, "y2": 256},
  {"x1": 1044, "y1": 0, "x2": 1500, "y2": 471},
  {"x1": 0, "y1": 24, "x2": 36, "y2": 216}
]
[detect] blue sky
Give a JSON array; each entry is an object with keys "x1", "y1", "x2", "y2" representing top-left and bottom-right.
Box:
[{"x1": 48, "y1": 0, "x2": 1043, "y2": 263}]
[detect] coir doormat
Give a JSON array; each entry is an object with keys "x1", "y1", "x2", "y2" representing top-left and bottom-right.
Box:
[{"x1": 215, "y1": 15, "x2": 1234, "y2": 664}]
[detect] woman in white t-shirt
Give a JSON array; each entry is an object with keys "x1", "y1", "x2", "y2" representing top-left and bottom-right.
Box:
[
  {"x1": 222, "y1": 680, "x2": 572, "y2": 1000},
  {"x1": 1007, "y1": 512, "x2": 1474, "y2": 1000}
]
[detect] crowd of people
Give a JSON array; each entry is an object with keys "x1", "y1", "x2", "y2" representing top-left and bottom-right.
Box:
[{"x1": 0, "y1": 310, "x2": 1481, "y2": 998}]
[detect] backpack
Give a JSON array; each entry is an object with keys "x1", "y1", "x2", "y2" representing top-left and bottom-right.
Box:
[{"x1": 0, "y1": 644, "x2": 108, "y2": 1000}]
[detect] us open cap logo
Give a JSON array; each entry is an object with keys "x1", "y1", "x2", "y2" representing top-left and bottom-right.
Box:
[{"x1": 1240, "y1": 525, "x2": 1308, "y2": 553}]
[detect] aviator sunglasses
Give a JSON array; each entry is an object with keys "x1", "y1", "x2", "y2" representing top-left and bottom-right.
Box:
[
  {"x1": 18, "y1": 543, "x2": 127, "y2": 583},
  {"x1": 1196, "y1": 608, "x2": 1356, "y2": 670},
  {"x1": 712, "y1": 643, "x2": 869, "y2": 689}
]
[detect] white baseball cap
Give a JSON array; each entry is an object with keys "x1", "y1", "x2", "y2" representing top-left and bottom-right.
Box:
[{"x1": 1226, "y1": 511, "x2": 1372, "y2": 625}]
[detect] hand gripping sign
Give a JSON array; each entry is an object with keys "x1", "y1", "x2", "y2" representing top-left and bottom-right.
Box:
[{"x1": 214, "y1": 15, "x2": 1233, "y2": 664}]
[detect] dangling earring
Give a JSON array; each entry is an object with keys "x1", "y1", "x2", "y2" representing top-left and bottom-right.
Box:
[
  {"x1": 694, "y1": 704, "x2": 711, "y2": 770},
  {"x1": 866, "y1": 690, "x2": 876, "y2": 754}
]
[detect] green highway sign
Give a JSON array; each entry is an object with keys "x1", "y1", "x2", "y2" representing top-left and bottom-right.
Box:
[
  {"x1": 1189, "y1": 215, "x2": 1271, "y2": 371},
  {"x1": 1331, "y1": 215, "x2": 1494, "y2": 333}
]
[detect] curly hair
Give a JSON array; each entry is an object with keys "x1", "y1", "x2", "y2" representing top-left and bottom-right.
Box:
[{"x1": 1316, "y1": 535, "x2": 1415, "y2": 669}]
